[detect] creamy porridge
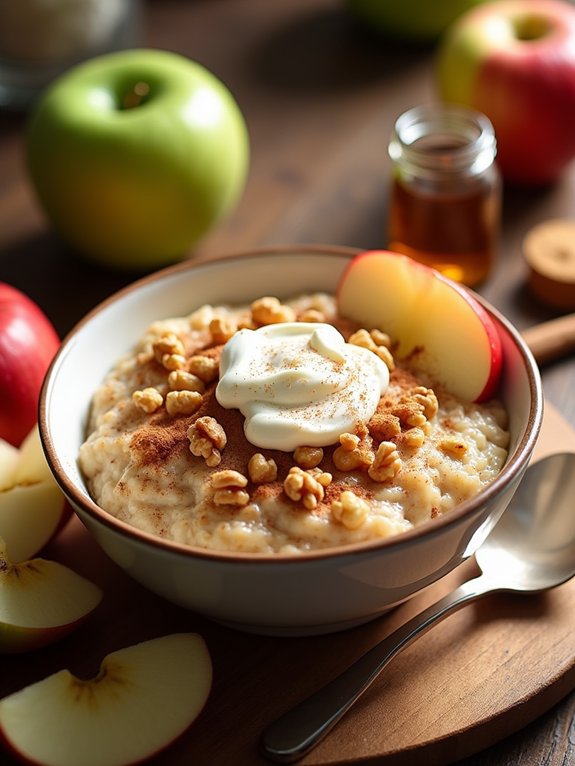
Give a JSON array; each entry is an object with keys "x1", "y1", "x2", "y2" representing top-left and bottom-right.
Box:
[{"x1": 79, "y1": 294, "x2": 510, "y2": 554}]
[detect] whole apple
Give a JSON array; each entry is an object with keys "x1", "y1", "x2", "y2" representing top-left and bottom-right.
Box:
[
  {"x1": 346, "y1": 0, "x2": 487, "y2": 42},
  {"x1": 0, "y1": 284, "x2": 60, "y2": 447},
  {"x1": 436, "y1": 0, "x2": 575, "y2": 185},
  {"x1": 26, "y1": 49, "x2": 250, "y2": 270}
]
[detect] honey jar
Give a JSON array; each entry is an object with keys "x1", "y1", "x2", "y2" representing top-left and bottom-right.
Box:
[{"x1": 387, "y1": 104, "x2": 501, "y2": 287}]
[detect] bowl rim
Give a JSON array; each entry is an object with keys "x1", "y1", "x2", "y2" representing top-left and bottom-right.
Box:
[{"x1": 39, "y1": 244, "x2": 544, "y2": 565}]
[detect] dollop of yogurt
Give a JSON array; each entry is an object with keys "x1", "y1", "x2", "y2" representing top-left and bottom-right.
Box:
[{"x1": 215, "y1": 322, "x2": 389, "y2": 450}]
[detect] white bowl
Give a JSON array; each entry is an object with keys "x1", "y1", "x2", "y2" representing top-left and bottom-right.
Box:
[{"x1": 40, "y1": 246, "x2": 543, "y2": 636}]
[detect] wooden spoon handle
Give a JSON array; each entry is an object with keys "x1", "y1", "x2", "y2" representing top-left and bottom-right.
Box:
[{"x1": 521, "y1": 314, "x2": 575, "y2": 365}]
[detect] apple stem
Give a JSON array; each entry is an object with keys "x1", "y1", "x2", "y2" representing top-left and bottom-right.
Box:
[{"x1": 122, "y1": 81, "x2": 151, "y2": 110}]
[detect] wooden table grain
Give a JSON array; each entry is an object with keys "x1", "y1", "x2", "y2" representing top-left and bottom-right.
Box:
[{"x1": 0, "y1": 1, "x2": 574, "y2": 765}]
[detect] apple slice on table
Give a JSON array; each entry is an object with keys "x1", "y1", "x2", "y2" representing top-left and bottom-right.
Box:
[
  {"x1": 0, "y1": 425, "x2": 71, "y2": 563},
  {"x1": 0, "y1": 634, "x2": 212, "y2": 766},
  {"x1": 337, "y1": 250, "x2": 503, "y2": 402},
  {"x1": 0, "y1": 537, "x2": 102, "y2": 653}
]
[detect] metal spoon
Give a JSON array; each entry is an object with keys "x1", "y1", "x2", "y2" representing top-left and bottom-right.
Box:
[{"x1": 261, "y1": 452, "x2": 575, "y2": 764}]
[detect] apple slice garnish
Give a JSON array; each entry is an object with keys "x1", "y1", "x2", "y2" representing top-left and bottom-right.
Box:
[
  {"x1": 336, "y1": 250, "x2": 503, "y2": 402},
  {"x1": 0, "y1": 537, "x2": 102, "y2": 654},
  {"x1": 0, "y1": 425, "x2": 71, "y2": 564},
  {"x1": 0, "y1": 633, "x2": 212, "y2": 766}
]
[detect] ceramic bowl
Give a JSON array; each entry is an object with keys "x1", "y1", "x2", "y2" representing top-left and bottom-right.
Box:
[{"x1": 40, "y1": 246, "x2": 543, "y2": 636}]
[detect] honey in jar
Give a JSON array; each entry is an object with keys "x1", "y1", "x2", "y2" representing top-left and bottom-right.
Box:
[{"x1": 387, "y1": 104, "x2": 501, "y2": 287}]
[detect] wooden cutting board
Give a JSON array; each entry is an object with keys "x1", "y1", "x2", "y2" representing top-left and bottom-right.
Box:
[{"x1": 2, "y1": 402, "x2": 575, "y2": 766}]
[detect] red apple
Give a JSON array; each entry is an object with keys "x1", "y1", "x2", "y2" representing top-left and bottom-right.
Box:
[
  {"x1": 436, "y1": 0, "x2": 575, "y2": 185},
  {"x1": 0, "y1": 283, "x2": 60, "y2": 446},
  {"x1": 336, "y1": 250, "x2": 503, "y2": 402},
  {"x1": 0, "y1": 634, "x2": 212, "y2": 766}
]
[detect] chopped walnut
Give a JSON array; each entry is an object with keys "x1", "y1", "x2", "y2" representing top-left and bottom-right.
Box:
[
  {"x1": 161, "y1": 353, "x2": 187, "y2": 371},
  {"x1": 212, "y1": 469, "x2": 250, "y2": 507},
  {"x1": 298, "y1": 308, "x2": 325, "y2": 323},
  {"x1": 251, "y1": 296, "x2": 296, "y2": 326},
  {"x1": 188, "y1": 355, "x2": 219, "y2": 383},
  {"x1": 168, "y1": 370, "x2": 205, "y2": 394},
  {"x1": 248, "y1": 453, "x2": 278, "y2": 484},
  {"x1": 210, "y1": 316, "x2": 236, "y2": 345},
  {"x1": 368, "y1": 441, "x2": 401, "y2": 482},
  {"x1": 283, "y1": 466, "x2": 332, "y2": 511},
  {"x1": 153, "y1": 334, "x2": 185, "y2": 363},
  {"x1": 331, "y1": 491, "x2": 369, "y2": 529},
  {"x1": 348, "y1": 328, "x2": 395, "y2": 371},
  {"x1": 187, "y1": 416, "x2": 227, "y2": 467},
  {"x1": 166, "y1": 390, "x2": 203, "y2": 417},
  {"x1": 132, "y1": 387, "x2": 163, "y2": 414},
  {"x1": 394, "y1": 386, "x2": 438, "y2": 431},
  {"x1": 333, "y1": 433, "x2": 374, "y2": 472},
  {"x1": 293, "y1": 446, "x2": 324, "y2": 469},
  {"x1": 439, "y1": 437, "x2": 468, "y2": 459},
  {"x1": 413, "y1": 386, "x2": 439, "y2": 421},
  {"x1": 212, "y1": 469, "x2": 248, "y2": 489},
  {"x1": 401, "y1": 427, "x2": 426, "y2": 449}
]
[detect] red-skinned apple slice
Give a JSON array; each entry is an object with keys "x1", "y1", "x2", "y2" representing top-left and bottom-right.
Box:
[
  {"x1": 0, "y1": 426, "x2": 71, "y2": 563},
  {"x1": 0, "y1": 537, "x2": 102, "y2": 653},
  {"x1": 336, "y1": 250, "x2": 503, "y2": 402},
  {"x1": 0, "y1": 633, "x2": 212, "y2": 766}
]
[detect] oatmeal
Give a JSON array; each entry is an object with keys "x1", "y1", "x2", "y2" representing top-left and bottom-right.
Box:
[{"x1": 79, "y1": 294, "x2": 510, "y2": 554}]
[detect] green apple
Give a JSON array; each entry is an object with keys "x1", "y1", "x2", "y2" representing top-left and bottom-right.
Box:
[
  {"x1": 26, "y1": 48, "x2": 249, "y2": 271},
  {"x1": 346, "y1": 0, "x2": 487, "y2": 42}
]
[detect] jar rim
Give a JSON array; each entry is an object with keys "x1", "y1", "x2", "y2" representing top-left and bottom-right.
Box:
[{"x1": 389, "y1": 103, "x2": 497, "y2": 175}]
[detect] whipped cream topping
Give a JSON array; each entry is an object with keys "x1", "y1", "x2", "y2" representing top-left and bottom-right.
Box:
[{"x1": 215, "y1": 322, "x2": 389, "y2": 450}]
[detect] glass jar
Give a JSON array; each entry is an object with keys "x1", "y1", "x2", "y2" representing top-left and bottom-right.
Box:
[
  {"x1": 0, "y1": 0, "x2": 141, "y2": 111},
  {"x1": 387, "y1": 103, "x2": 501, "y2": 287}
]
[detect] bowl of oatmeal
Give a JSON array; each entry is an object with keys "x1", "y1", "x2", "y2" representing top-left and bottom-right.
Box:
[{"x1": 40, "y1": 246, "x2": 543, "y2": 635}]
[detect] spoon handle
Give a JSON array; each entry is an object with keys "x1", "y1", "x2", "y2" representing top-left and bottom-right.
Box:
[{"x1": 260, "y1": 575, "x2": 494, "y2": 763}]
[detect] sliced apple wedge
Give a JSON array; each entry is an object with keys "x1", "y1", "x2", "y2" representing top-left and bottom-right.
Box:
[
  {"x1": 337, "y1": 250, "x2": 503, "y2": 402},
  {"x1": 0, "y1": 633, "x2": 212, "y2": 766},
  {"x1": 0, "y1": 425, "x2": 70, "y2": 563},
  {"x1": 0, "y1": 538, "x2": 102, "y2": 653}
]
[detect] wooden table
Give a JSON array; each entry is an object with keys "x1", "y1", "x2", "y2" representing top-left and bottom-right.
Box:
[{"x1": 1, "y1": 1, "x2": 574, "y2": 764}]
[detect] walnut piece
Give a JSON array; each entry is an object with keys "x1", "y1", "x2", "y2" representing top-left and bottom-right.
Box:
[
  {"x1": 293, "y1": 446, "x2": 324, "y2": 469},
  {"x1": 333, "y1": 433, "x2": 374, "y2": 472},
  {"x1": 168, "y1": 370, "x2": 206, "y2": 394},
  {"x1": 212, "y1": 469, "x2": 250, "y2": 506},
  {"x1": 153, "y1": 334, "x2": 185, "y2": 363},
  {"x1": 210, "y1": 316, "x2": 236, "y2": 345},
  {"x1": 248, "y1": 453, "x2": 278, "y2": 484},
  {"x1": 283, "y1": 466, "x2": 332, "y2": 510},
  {"x1": 251, "y1": 296, "x2": 296, "y2": 326},
  {"x1": 348, "y1": 328, "x2": 395, "y2": 371},
  {"x1": 368, "y1": 441, "x2": 401, "y2": 482},
  {"x1": 331, "y1": 491, "x2": 369, "y2": 529},
  {"x1": 187, "y1": 416, "x2": 227, "y2": 467},
  {"x1": 188, "y1": 355, "x2": 219, "y2": 383},
  {"x1": 166, "y1": 390, "x2": 203, "y2": 417},
  {"x1": 132, "y1": 387, "x2": 163, "y2": 414}
]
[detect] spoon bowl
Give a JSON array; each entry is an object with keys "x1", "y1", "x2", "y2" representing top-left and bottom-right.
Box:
[
  {"x1": 262, "y1": 452, "x2": 575, "y2": 763},
  {"x1": 477, "y1": 452, "x2": 575, "y2": 592}
]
